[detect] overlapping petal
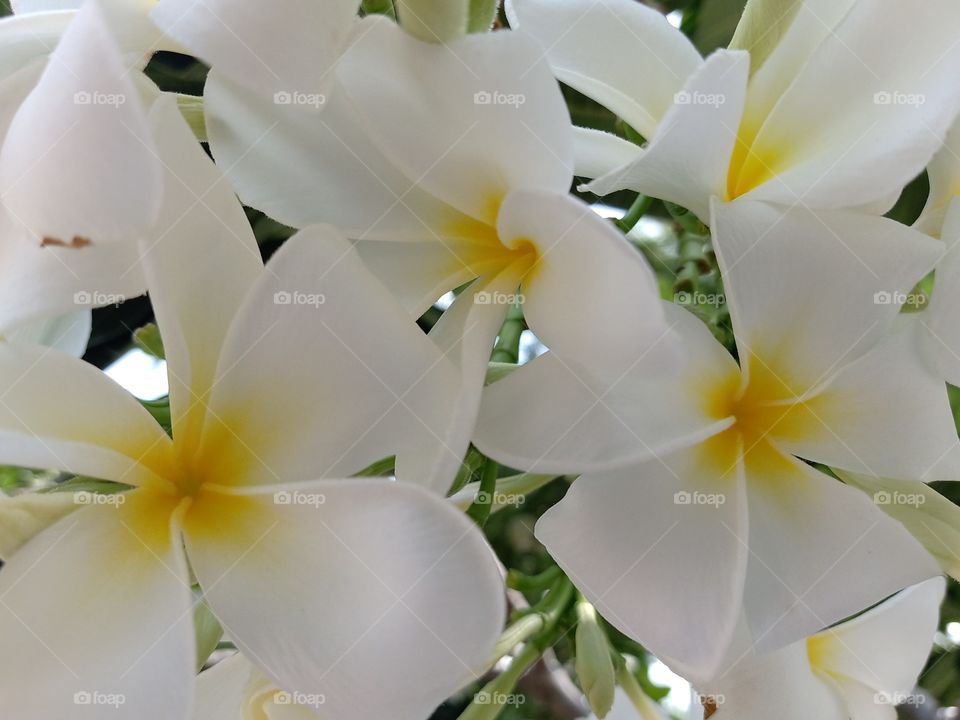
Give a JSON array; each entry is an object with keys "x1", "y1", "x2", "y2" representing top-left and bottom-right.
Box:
[
  {"x1": 0, "y1": 493, "x2": 195, "y2": 719},
  {"x1": 0, "y1": 0, "x2": 163, "y2": 247},
  {"x1": 505, "y1": 0, "x2": 701, "y2": 140},
  {"x1": 197, "y1": 226, "x2": 465, "y2": 492},
  {"x1": 183, "y1": 479, "x2": 504, "y2": 720}
]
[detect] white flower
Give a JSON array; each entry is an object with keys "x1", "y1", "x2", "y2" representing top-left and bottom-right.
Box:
[
  {"x1": 703, "y1": 578, "x2": 944, "y2": 720},
  {"x1": 509, "y1": 0, "x2": 960, "y2": 222},
  {"x1": 475, "y1": 200, "x2": 955, "y2": 682},
  {"x1": 175, "y1": 15, "x2": 674, "y2": 409},
  {"x1": 0, "y1": 94, "x2": 504, "y2": 719},
  {"x1": 0, "y1": 0, "x2": 177, "y2": 350}
]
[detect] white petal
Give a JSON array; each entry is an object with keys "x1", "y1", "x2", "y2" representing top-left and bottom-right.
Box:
[
  {"x1": 572, "y1": 127, "x2": 642, "y2": 180},
  {"x1": 205, "y1": 71, "x2": 466, "y2": 239},
  {"x1": 740, "y1": 450, "x2": 940, "y2": 654},
  {"x1": 137, "y1": 96, "x2": 262, "y2": 447},
  {"x1": 0, "y1": 493, "x2": 194, "y2": 719},
  {"x1": 151, "y1": 0, "x2": 357, "y2": 101},
  {"x1": 915, "y1": 120, "x2": 960, "y2": 237},
  {"x1": 741, "y1": 0, "x2": 960, "y2": 209},
  {"x1": 924, "y1": 199, "x2": 960, "y2": 385},
  {"x1": 5, "y1": 309, "x2": 91, "y2": 356},
  {"x1": 840, "y1": 472, "x2": 960, "y2": 583},
  {"x1": 0, "y1": 11, "x2": 72, "y2": 80},
  {"x1": 0, "y1": 0, "x2": 163, "y2": 246},
  {"x1": 773, "y1": 317, "x2": 960, "y2": 481},
  {"x1": 475, "y1": 302, "x2": 736, "y2": 474},
  {"x1": 337, "y1": 17, "x2": 573, "y2": 223},
  {"x1": 427, "y1": 271, "x2": 521, "y2": 486},
  {"x1": 505, "y1": 0, "x2": 701, "y2": 139},
  {"x1": 585, "y1": 50, "x2": 749, "y2": 222},
  {"x1": 11, "y1": 0, "x2": 81, "y2": 11},
  {"x1": 0, "y1": 206, "x2": 147, "y2": 335},
  {"x1": 199, "y1": 226, "x2": 466, "y2": 492},
  {"x1": 810, "y1": 578, "x2": 944, "y2": 699},
  {"x1": 735, "y1": 0, "x2": 857, "y2": 124},
  {"x1": 708, "y1": 642, "x2": 846, "y2": 720},
  {"x1": 192, "y1": 653, "x2": 251, "y2": 720},
  {"x1": 353, "y1": 238, "x2": 480, "y2": 317},
  {"x1": 183, "y1": 480, "x2": 504, "y2": 720},
  {"x1": 0, "y1": 490, "x2": 78, "y2": 560},
  {"x1": 536, "y1": 444, "x2": 749, "y2": 682},
  {"x1": 0, "y1": 342, "x2": 174, "y2": 485},
  {"x1": 711, "y1": 199, "x2": 943, "y2": 398},
  {"x1": 498, "y1": 190, "x2": 671, "y2": 374},
  {"x1": 11, "y1": 0, "x2": 182, "y2": 60}
]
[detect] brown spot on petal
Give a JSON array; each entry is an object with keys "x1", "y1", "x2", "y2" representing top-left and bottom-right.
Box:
[{"x1": 41, "y1": 235, "x2": 92, "y2": 248}]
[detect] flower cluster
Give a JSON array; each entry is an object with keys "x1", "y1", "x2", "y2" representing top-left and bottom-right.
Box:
[{"x1": 0, "y1": 0, "x2": 959, "y2": 719}]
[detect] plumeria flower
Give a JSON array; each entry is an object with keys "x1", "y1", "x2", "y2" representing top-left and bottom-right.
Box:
[
  {"x1": 474, "y1": 199, "x2": 957, "y2": 682},
  {"x1": 0, "y1": 95, "x2": 504, "y2": 719},
  {"x1": 165, "y1": 14, "x2": 675, "y2": 400},
  {"x1": 0, "y1": 0, "x2": 177, "y2": 351},
  {"x1": 701, "y1": 577, "x2": 945, "y2": 720},
  {"x1": 507, "y1": 0, "x2": 960, "y2": 224}
]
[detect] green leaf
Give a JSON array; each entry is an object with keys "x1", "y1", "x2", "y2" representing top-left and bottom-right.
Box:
[{"x1": 134, "y1": 323, "x2": 165, "y2": 360}]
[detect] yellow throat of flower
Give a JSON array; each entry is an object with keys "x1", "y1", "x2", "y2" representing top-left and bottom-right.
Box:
[{"x1": 443, "y1": 194, "x2": 541, "y2": 284}]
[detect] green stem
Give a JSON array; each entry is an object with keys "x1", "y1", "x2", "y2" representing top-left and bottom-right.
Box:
[
  {"x1": 665, "y1": 201, "x2": 709, "y2": 236},
  {"x1": 616, "y1": 194, "x2": 653, "y2": 233},
  {"x1": 507, "y1": 565, "x2": 562, "y2": 593},
  {"x1": 489, "y1": 576, "x2": 574, "y2": 664},
  {"x1": 490, "y1": 302, "x2": 525, "y2": 364},
  {"x1": 467, "y1": 458, "x2": 499, "y2": 526},
  {"x1": 361, "y1": 0, "x2": 395, "y2": 17},
  {"x1": 460, "y1": 642, "x2": 542, "y2": 720}
]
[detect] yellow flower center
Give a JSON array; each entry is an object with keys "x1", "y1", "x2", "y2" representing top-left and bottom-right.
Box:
[
  {"x1": 725, "y1": 120, "x2": 782, "y2": 201},
  {"x1": 699, "y1": 357, "x2": 819, "y2": 477},
  {"x1": 442, "y1": 195, "x2": 541, "y2": 286}
]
